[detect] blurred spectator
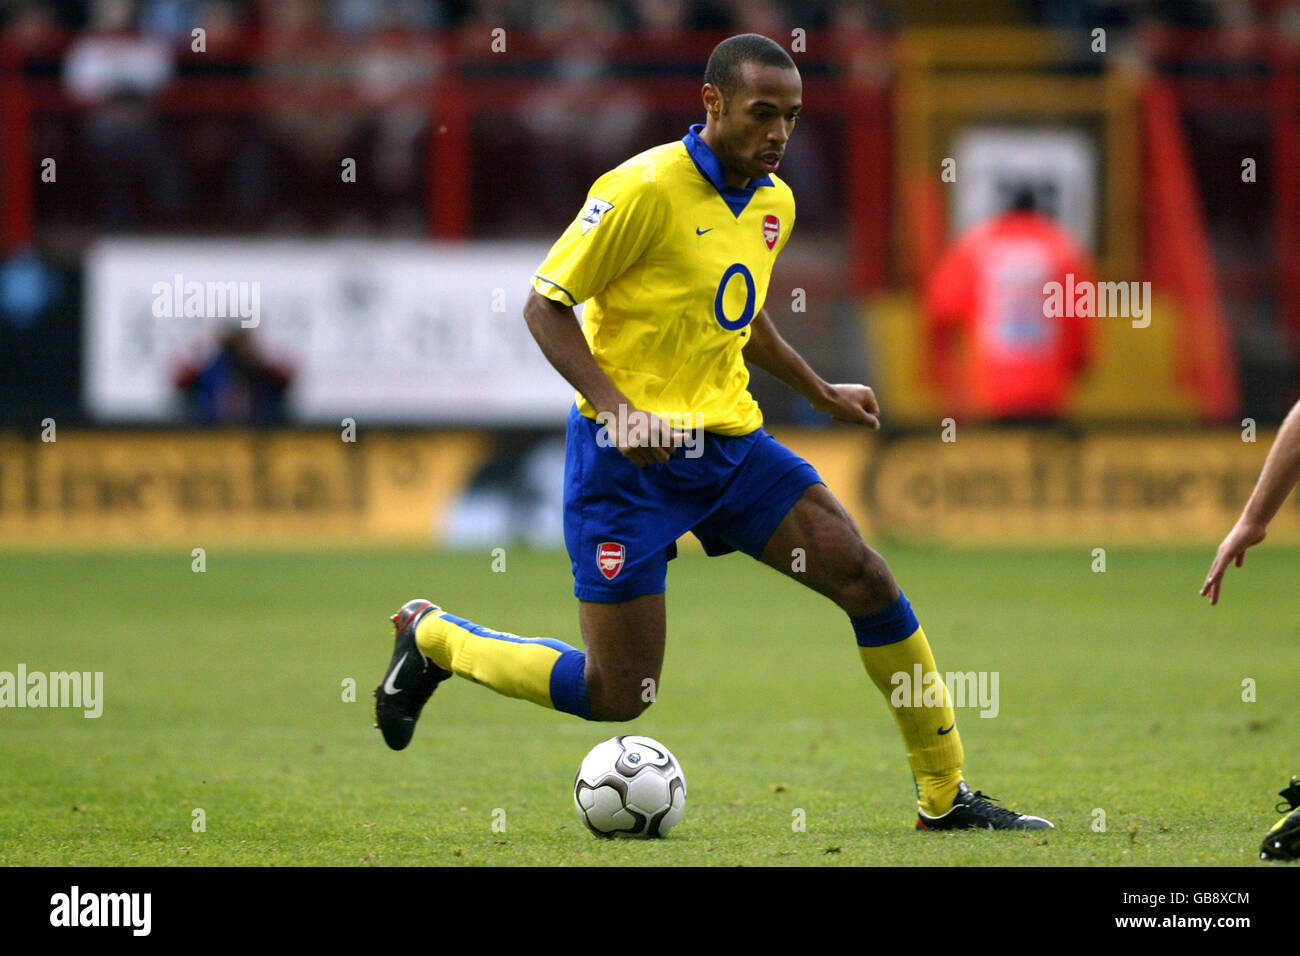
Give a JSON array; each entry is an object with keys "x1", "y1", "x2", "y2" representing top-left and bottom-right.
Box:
[
  {"x1": 2, "y1": 1, "x2": 64, "y2": 52},
  {"x1": 452, "y1": 0, "x2": 538, "y2": 32},
  {"x1": 515, "y1": 0, "x2": 651, "y2": 227},
  {"x1": 722, "y1": 0, "x2": 788, "y2": 33},
  {"x1": 831, "y1": 0, "x2": 893, "y2": 85},
  {"x1": 174, "y1": 327, "x2": 294, "y2": 424},
  {"x1": 62, "y1": 0, "x2": 189, "y2": 228},
  {"x1": 0, "y1": 251, "x2": 59, "y2": 331},
  {"x1": 627, "y1": 0, "x2": 695, "y2": 67},
  {"x1": 326, "y1": 0, "x2": 445, "y2": 32},
  {"x1": 923, "y1": 188, "x2": 1097, "y2": 423},
  {"x1": 228, "y1": 0, "x2": 357, "y2": 230},
  {"x1": 137, "y1": 0, "x2": 203, "y2": 38},
  {"x1": 222, "y1": 0, "x2": 438, "y2": 232},
  {"x1": 1, "y1": 0, "x2": 88, "y2": 35}
]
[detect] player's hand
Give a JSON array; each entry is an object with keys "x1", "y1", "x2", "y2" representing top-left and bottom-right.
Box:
[
  {"x1": 604, "y1": 406, "x2": 687, "y2": 467},
  {"x1": 812, "y1": 384, "x2": 881, "y2": 429},
  {"x1": 1200, "y1": 518, "x2": 1268, "y2": 605}
]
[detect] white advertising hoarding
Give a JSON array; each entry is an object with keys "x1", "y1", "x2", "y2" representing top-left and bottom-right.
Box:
[
  {"x1": 85, "y1": 240, "x2": 575, "y2": 424},
  {"x1": 951, "y1": 127, "x2": 1097, "y2": 252}
]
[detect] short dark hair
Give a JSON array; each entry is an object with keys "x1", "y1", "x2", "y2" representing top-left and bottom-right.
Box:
[
  {"x1": 703, "y1": 34, "x2": 797, "y2": 101},
  {"x1": 1007, "y1": 186, "x2": 1038, "y2": 213}
]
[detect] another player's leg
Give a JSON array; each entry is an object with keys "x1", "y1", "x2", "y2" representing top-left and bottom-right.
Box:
[
  {"x1": 759, "y1": 482, "x2": 1051, "y2": 830},
  {"x1": 373, "y1": 593, "x2": 665, "y2": 749}
]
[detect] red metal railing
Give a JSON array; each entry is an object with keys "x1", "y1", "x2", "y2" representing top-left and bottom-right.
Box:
[
  {"x1": 1, "y1": 26, "x2": 1296, "y2": 342},
  {"x1": 1143, "y1": 77, "x2": 1240, "y2": 422},
  {"x1": 1142, "y1": 27, "x2": 1300, "y2": 349},
  {"x1": 0, "y1": 28, "x2": 894, "y2": 292}
]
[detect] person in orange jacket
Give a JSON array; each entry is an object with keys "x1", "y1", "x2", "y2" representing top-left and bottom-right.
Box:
[{"x1": 924, "y1": 189, "x2": 1097, "y2": 423}]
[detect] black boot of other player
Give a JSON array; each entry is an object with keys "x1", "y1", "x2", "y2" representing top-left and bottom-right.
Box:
[{"x1": 1261, "y1": 776, "x2": 1300, "y2": 861}]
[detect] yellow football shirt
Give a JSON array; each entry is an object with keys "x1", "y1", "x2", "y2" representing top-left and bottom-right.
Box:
[{"x1": 533, "y1": 124, "x2": 795, "y2": 436}]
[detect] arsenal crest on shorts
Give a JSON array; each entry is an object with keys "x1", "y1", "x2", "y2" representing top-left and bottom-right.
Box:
[
  {"x1": 597, "y1": 542, "x2": 625, "y2": 580},
  {"x1": 762, "y1": 214, "x2": 780, "y2": 250}
]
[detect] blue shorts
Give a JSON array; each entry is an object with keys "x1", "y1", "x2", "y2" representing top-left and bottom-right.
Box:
[{"x1": 563, "y1": 405, "x2": 823, "y2": 602}]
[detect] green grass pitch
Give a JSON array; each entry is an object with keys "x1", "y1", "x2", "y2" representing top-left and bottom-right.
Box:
[{"x1": 1, "y1": 545, "x2": 1295, "y2": 866}]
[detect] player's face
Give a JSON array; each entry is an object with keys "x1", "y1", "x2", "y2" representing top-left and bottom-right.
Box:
[{"x1": 712, "y1": 63, "x2": 802, "y2": 182}]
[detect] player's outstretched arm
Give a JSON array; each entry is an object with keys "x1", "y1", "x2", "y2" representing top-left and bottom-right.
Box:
[
  {"x1": 522, "y1": 288, "x2": 673, "y2": 466},
  {"x1": 744, "y1": 307, "x2": 880, "y2": 428},
  {"x1": 1202, "y1": 397, "x2": 1300, "y2": 604}
]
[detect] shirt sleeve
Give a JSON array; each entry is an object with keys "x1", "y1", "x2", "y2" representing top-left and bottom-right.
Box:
[{"x1": 533, "y1": 163, "x2": 667, "y2": 307}]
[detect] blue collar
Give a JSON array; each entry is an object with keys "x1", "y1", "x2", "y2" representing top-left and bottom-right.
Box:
[{"x1": 682, "y1": 123, "x2": 772, "y2": 218}]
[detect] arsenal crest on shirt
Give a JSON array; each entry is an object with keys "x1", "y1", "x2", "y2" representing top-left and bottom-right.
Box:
[
  {"x1": 762, "y1": 214, "x2": 780, "y2": 250},
  {"x1": 597, "y1": 542, "x2": 625, "y2": 580}
]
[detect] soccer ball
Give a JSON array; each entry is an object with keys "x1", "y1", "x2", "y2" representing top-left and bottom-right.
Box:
[{"x1": 573, "y1": 735, "x2": 687, "y2": 838}]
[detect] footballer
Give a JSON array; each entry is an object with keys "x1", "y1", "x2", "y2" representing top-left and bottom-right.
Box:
[
  {"x1": 1202, "y1": 396, "x2": 1300, "y2": 859},
  {"x1": 374, "y1": 33, "x2": 1051, "y2": 831}
]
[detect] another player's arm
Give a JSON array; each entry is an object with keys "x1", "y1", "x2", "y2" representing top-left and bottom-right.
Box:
[
  {"x1": 522, "y1": 289, "x2": 673, "y2": 466},
  {"x1": 744, "y1": 306, "x2": 880, "y2": 428},
  {"x1": 1202, "y1": 397, "x2": 1300, "y2": 603}
]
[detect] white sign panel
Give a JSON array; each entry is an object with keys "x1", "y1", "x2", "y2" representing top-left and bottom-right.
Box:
[
  {"x1": 952, "y1": 127, "x2": 1097, "y2": 251},
  {"x1": 84, "y1": 240, "x2": 575, "y2": 424}
]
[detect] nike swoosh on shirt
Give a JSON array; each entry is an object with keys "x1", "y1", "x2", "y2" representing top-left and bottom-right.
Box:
[
  {"x1": 696, "y1": 227, "x2": 712, "y2": 235},
  {"x1": 383, "y1": 653, "x2": 407, "y2": 695},
  {"x1": 937, "y1": 724, "x2": 954, "y2": 735}
]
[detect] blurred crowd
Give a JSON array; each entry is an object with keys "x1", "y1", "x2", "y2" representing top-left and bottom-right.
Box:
[
  {"x1": 0, "y1": 0, "x2": 887, "y2": 238},
  {"x1": 6, "y1": 0, "x2": 872, "y2": 36},
  {"x1": 2, "y1": 0, "x2": 1297, "y2": 238},
  {"x1": 4, "y1": 0, "x2": 1300, "y2": 35}
]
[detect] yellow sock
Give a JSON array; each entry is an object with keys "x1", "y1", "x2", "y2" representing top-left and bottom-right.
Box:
[
  {"x1": 415, "y1": 609, "x2": 593, "y2": 718},
  {"x1": 858, "y1": 627, "x2": 965, "y2": 815}
]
